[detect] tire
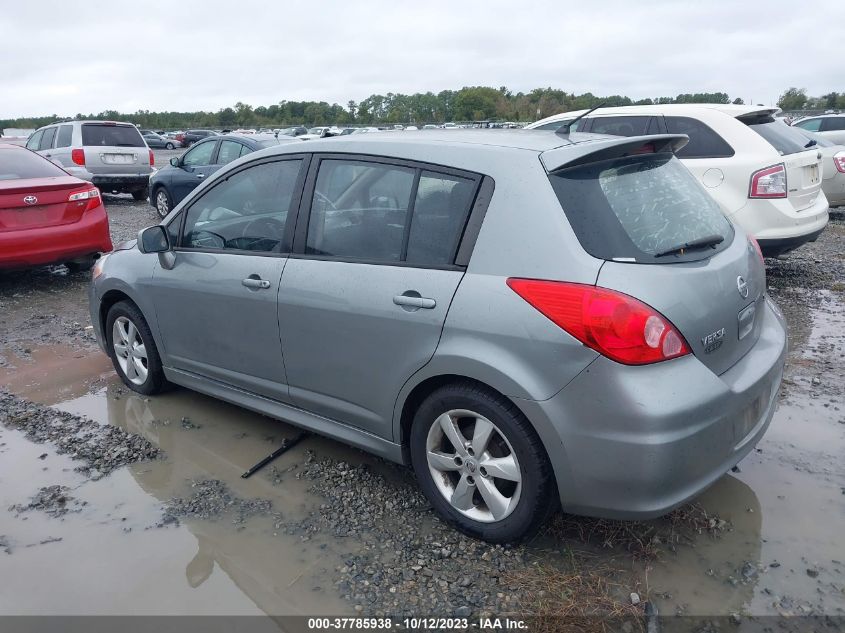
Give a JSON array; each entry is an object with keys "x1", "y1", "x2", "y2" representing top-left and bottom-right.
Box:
[
  {"x1": 65, "y1": 257, "x2": 95, "y2": 273},
  {"x1": 154, "y1": 187, "x2": 172, "y2": 218},
  {"x1": 132, "y1": 188, "x2": 148, "y2": 201},
  {"x1": 410, "y1": 382, "x2": 557, "y2": 543},
  {"x1": 165, "y1": 142, "x2": 174, "y2": 150},
  {"x1": 105, "y1": 300, "x2": 169, "y2": 395}
]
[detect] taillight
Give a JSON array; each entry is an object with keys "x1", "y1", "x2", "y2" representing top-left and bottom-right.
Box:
[
  {"x1": 506, "y1": 279, "x2": 691, "y2": 365},
  {"x1": 68, "y1": 187, "x2": 101, "y2": 212},
  {"x1": 149, "y1": 149, "x2": 155, "y2": 166},
  {"x1": 834, "y1": 151, "x2": 845, "y2": 174},
  {"x1": 71, "y1": 148, "x2": 85, "y2": 166},
  {"x1": 749, "y1": 163, "x2": 786, "y2": 198},
  {"x1": 631, "y1": 143, "x2": 656, "y2": 154},
  {"x1": 749, "y1": 237, "x2": 764, "y2": 264}
]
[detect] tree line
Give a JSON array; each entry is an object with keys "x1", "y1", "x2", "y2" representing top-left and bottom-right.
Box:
[{"x1": 1, "y1": 86, "x2": 839, "y2": 131}]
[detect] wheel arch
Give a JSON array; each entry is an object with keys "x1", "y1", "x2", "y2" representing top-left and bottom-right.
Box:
[
  {"x1": 97, "y1": 284, "x2": 165, "y2": 359},
  {"x1": 396, "y1": 372, "x2": 543, "y2": 463}
]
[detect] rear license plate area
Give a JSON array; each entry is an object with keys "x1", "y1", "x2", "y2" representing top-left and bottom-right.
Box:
[
  {"x1": 737, "y1": 303, "x2": 756, "y2": 340},
  {"x1": 101, "y1": 153, "x2": 134, "y2": 165}
]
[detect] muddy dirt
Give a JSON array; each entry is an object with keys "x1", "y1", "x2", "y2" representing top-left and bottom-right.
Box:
[{"x1": 0, "y1": 168, "x2": 843, "y2": 621}]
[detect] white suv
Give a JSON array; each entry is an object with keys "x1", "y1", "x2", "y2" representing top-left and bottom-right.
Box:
[
  {"x1": 27, "y1": 120, "x2": 154, "y2": 200},
  {"x1": 527, "y1": 105, "x2": 829, "y2": 256}
]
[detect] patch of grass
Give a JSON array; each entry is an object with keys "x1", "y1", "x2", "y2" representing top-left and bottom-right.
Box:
[
  {"x1": 542, "y1": 503, "x2": 729, "y2": 561},
  {"x1": 504, "y1": 555, "x2": 646, "y2": 633}
]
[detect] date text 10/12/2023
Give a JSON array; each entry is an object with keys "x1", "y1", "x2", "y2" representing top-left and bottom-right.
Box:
[{"x1": 306, "y1": 617, "x2": 528, "y2": 630}]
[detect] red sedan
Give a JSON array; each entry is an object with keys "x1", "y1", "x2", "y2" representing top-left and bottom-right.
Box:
[{"x1": 0, "y1": 143, "x2": 112, "y2": 271}]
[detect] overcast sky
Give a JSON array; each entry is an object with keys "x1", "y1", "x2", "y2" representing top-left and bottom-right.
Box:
[{"x1": 3, "y1": 0, "x2": 843, "y2": 119}]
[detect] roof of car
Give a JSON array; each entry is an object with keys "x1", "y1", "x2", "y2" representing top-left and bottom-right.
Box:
[
  {"x1": 304, "y1": 129, "x2": 617, "y2": 152},
  {"x1": 529, "y1": 103, "x2": 781, "y2": 128}
]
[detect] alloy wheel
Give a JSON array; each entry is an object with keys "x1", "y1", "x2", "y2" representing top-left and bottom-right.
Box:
[
  {"x1": 425, "y1": 409, "x2": 522, "y2": 522},
  {"x1": 112, "y1": 316, "x2": 148, "y2": 386},
  {"x1": 155, "y1": 190, "x2": 170, "y2": 217}
]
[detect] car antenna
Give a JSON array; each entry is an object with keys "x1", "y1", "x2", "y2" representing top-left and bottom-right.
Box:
[{"x1": 556, "y1": 103, "x2": 605, "y2": 135}]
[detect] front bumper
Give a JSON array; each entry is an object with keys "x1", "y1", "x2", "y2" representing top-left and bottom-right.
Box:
[
  {"x1": 88, "y1": 280, "x2": 107, "y2": 353},
  {"x1": 517, "y1": 296, "x2": 787, "y2": 520},
  {"x1": 0, "y1": 207, "x2": 113, "y2": 269}
]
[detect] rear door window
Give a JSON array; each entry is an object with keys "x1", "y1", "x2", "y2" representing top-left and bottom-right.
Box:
[
  {"x1": 406, "y1": 172, "x2": 476, "y2": 265},
  {"x1": 81, "y1": 124, "x2": 145, "y2": 147},
  {"x1": 665, "y1": 116, "x2": 734, "y2": 158},
  {"x1": 217, "y1": 140, "x2": 246, "y2": 165},
  {"x1": 742, "y1": 116, "x2": 811, "y2": 155},
  {"x1": 306, "y1": 160, "x2": 415, "y2": 261},
  {"x1": 589, "y1": 116, "x2": 653, "y2": 137},
  {"x1": 549, "y1": 153, "x2": 733, "y2": 263},
  {"x1": 821, "y1": 117, "x2": 845, "y2": 131},
  {"x1": 38, "y1": 127, "x2": 57, "y2": 150},
  {"x1": 56, "y1": 125, "x2": 73, "y2": 148}
]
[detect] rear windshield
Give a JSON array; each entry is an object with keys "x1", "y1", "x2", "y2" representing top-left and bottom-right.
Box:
[
  {"x1": 742, "y1": 116, "x2": 812, "y2": 155},
  {"x1": 549, "y1": 153, "x2": 733, "y2": 263},
  {"x1": 0, "y1": 148, "x2": 67, "y2": 180},
  {"x1": 81, "y1": 123, "x2": 145, "y2": 147}
]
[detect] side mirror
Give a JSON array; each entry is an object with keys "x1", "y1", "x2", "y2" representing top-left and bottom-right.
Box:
[
  {"x1": 169, "y1": 156, "x2": 180, "y2": 167},
  {"x1": 138, "y1": 225, "x2": 170, "y2": 254}
]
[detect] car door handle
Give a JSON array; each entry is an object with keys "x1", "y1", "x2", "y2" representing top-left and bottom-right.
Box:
[
  {"x1": 197, "y1": 173, "x2": 205, "y2": 179},
  {"x1": 242, "y1": 277, "x2": 271, "y2": 290},
  {"x1": 393, "y1": 294, "x2": 436, "y2": 309}
]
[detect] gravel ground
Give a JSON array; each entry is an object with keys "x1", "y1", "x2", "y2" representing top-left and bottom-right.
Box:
[
  {"x1": 161, "y1": 479, "x2": 276, "y2": 525},
  {"x1": 9, "y1": 485, "x2": 84, "y2": 519},
  {"x1": 0, "y1": 391, "x2": 160, "y2": 478}
]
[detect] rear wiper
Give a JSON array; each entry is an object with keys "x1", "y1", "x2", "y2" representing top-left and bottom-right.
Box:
[
  {"x1": 653, "y1": 234, "x2": 724, "y2": 258},
  {"x1": 804, "y1": 139, "x2": 817, "y2": 148}
]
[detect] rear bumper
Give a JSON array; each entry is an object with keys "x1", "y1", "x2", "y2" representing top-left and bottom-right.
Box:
[
  {"x1": 0, "y1": 206, "x2": 113, "y2": 269},
  {"x1": 822, "y1": 175, "x2": 845, "y2": 207},
  {"x1": 91, "y1": 174, "x2": 150, "y2": 192},
  {"x1": 757, "y1": 225, "x2": 826, "y2": 257},
  {"x1": 516, "y1": 296, "x2": 787, "y2": 520},
  {"x1": 732, "y1": 192, "x2": 829, "y2": 256}
]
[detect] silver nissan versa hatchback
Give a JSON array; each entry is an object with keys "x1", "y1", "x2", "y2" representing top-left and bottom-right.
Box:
[{"x1": 89, "y1": 129, "x2": 787, "y2": 542}]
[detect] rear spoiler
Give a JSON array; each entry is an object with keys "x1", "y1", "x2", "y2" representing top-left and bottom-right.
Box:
[{"x1": 540, "y1": 134, "x2": 689, "y2": 173}]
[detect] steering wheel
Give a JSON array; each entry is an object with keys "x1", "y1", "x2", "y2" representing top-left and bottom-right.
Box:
[
  {"x1": 189, "y1": 230, "x2": 226, "y2": 249},
  {"x1": 313, "y1": 190, "x2": 338, "y2": 211},
  {"x1": 242, "y1": 216, "x2": 286, "y2": 240}
]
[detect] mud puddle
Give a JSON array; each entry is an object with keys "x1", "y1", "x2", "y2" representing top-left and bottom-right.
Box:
[{"x1": 0, "y1": 372, "x2": 359, "y2": 615}]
